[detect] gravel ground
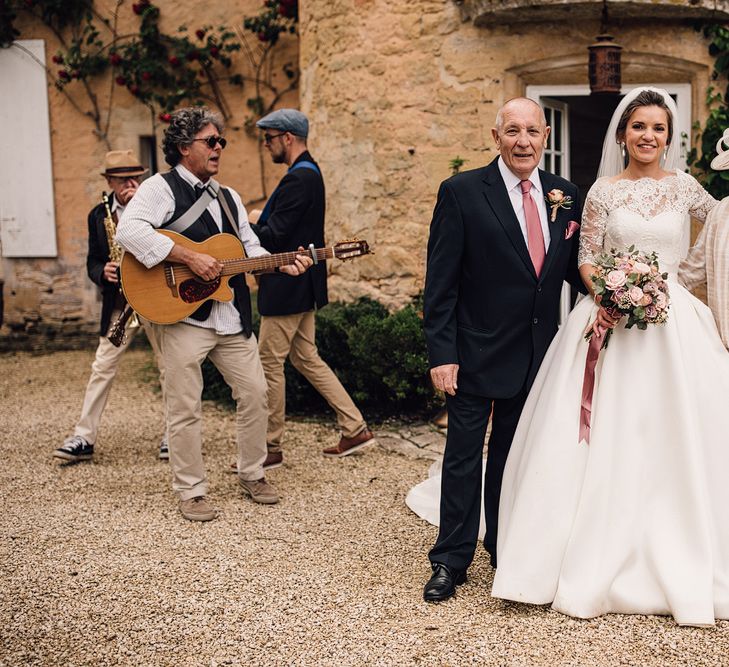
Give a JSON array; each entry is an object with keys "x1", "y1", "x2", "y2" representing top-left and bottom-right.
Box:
[{"x1": 1, "y1": 349, "x2": 728, "y2": 667}]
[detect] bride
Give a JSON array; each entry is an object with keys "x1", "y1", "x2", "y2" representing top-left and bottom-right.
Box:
[
  {"x1": 409, "y1": 87, "x2": 729, "y2": 626},
  {"x1": 490, "y1": 87, "x2": 729, "y2": 626}
]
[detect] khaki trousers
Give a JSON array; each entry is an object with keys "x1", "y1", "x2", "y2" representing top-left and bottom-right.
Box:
[
  {"x1": 259, "y1": 311, "x2": 365, "y2": 451},
  {"x1": 75, "y1": 310, "x2": 168, "y2": 445},
  {"x1": 153, "y1": 322, "x2": 267, "y2": 500}
]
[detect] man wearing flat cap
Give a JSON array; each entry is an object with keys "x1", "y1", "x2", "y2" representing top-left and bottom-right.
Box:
[
  {"x1": 250, "y1": 108, "x2": 374, "y2": 468},
  {"x1": 54, "y1": 150, "x2": 168, "y2": 463}
]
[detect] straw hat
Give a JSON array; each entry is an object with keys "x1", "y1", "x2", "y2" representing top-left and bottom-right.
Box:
[
  {"x1": 711, "y1": 128, "x2": 729, "y2": 171},
  {"x1": 100, "y1": 149, "x2": 148, "y2": 177}
]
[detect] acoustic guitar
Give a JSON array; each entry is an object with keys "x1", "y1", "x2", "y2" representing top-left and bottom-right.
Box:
[{"x1": 120, "y1": 230, "x2": 370, "y2": 325}]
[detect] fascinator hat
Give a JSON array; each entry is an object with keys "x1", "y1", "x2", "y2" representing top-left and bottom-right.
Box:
[
  {"x1": 596, "y1": 87, "x2": 679, "y2": 179},
  {"x1": 710, "y1": 128, "x2": 729, "y2": 171}
]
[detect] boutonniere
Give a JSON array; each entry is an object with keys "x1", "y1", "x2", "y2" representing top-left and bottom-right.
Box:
[{"x1": 545, "y1": 189, "x2": 573, "y2": 222}]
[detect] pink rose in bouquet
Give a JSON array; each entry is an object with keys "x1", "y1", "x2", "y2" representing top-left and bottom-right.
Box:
[{"x1": 605, "y1": 270, "x2": 627, "y2": 290}]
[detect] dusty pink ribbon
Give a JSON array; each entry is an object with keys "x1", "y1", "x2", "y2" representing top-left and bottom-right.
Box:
[{"x1": 579, "y1": 332, "x2": 603, "y2": 444}]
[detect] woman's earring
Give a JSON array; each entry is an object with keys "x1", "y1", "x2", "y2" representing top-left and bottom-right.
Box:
[
  {"x1": 663, "y1": 147, "x2": 669, "y2": 162},
  {"x1": 621, "y1": 142, "x2": 626, "y2": 159}
]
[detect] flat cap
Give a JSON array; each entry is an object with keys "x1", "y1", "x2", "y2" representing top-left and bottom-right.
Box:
[{"x1": 256, "y1": 108, "x2": 309, "y2": 138}]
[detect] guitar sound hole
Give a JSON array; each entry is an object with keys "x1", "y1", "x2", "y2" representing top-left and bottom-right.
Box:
[{"x1": 179, "y1": 278, "x2": 221, "y2": 304}]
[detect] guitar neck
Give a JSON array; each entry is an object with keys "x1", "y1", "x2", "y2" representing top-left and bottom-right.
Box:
[{"x1": 221, "y1": 247, "x2": 334, "y2": 276}]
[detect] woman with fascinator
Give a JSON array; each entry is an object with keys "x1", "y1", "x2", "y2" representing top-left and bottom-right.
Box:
[{"x1": 491, "y1": 87, "x2": 729, "y2": 626}]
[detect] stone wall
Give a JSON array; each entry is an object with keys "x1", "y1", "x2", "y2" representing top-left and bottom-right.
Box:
[
  {"x1": 1, "y1": 0, "x2": 298, "y2": 341},
  {"x1": 300, "y1": 0, "x2": 717, "y2": 307}
]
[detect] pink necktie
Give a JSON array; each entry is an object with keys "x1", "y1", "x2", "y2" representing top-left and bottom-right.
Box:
[{"x1": 520, "y1": 180, "x2": 545, "y2": 277}]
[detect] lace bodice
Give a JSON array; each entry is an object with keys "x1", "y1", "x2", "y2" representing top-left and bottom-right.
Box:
[{"x1": 578, "y1": 171, "x2": 717, "y2": 276}]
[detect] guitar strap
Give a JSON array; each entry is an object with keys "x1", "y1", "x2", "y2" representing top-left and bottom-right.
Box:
[
  {"x1": 164, "y1": 179, "x2": 219, "y2": 234},
  {"x1": 217, "y1": 187, "x2": 247, "y2": 259}
]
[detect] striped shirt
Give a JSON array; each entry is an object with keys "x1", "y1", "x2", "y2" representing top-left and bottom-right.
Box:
[
  {"x1": 116, "y1": 164, "x2": 267, "y2": 335},
  {"x1": 679, "y1": 197, "x2": 729, "y2": 350}
]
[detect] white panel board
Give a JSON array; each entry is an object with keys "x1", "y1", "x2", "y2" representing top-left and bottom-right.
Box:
[{"x1": 0, "y1": 39, "x2": 57, "y2": 257}]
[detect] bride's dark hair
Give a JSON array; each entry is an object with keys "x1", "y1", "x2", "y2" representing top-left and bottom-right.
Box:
[{"x1": 615, "y1": 89, "x2": 674, "y2": 145}]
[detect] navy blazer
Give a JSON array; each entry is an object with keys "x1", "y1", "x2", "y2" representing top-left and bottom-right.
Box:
[
  {"x1": 423, "y1": 157, "x2": 585, "y2": 399},
  {"x1": 252, "y1": 151, "x2": 328, "y2": 317}
]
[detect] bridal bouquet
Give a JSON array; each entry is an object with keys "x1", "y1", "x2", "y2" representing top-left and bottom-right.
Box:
[
  {"x1": 585, "y1": 245, "x2": 670, "y2": 350},
  {"x1": 579, "y1": 246, "x2": 670, "y2": 444}
]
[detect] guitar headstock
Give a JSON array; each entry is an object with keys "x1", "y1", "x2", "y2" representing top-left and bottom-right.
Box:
[{"x1": 333, "y1": 238, "x2": 371, "y2": 260}]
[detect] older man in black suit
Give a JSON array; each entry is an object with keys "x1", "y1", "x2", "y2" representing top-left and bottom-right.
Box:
[{"x1": 422, "y1": 98, "x2": 586, "y2": 601}]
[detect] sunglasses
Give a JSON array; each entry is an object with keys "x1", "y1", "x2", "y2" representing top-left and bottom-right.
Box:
[
  {"x1": 263, "y1": 132, "x2": 287, "y2": 144},
  {"x1": 193, "y1": 135, "x2": 227, "y2": 149}
]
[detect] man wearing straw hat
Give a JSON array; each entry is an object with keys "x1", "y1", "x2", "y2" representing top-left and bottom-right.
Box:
[
  {"x1": 54, "y1": 150, "x2": 168, "y2": 462},
  {"x1": 680, "y1": 128, "x2": 729, "y2": 349}
]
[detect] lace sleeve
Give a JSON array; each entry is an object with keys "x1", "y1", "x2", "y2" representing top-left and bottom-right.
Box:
[
  {"x1": 578, "y1": 181, "x2": 608, "y2": 266},
  {"x1": 685, "y1": 173, "x2": 718, "y2": 223}
]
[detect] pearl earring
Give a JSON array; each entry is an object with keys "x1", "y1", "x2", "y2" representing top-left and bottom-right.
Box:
[{"x1": 621, "y1": 142, "x2": 626, "y2": 159}]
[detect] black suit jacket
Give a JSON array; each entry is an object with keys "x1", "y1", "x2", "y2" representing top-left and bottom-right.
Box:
[
  {"x1": 423, "y1": 157, "x2": 585, "y2": 399},
  {"x1": 86, "y1": 197, "x2": 121, "y2": 336},
  {"x1": 252, "y1": 151, "x2": 328, "y2": 317}
]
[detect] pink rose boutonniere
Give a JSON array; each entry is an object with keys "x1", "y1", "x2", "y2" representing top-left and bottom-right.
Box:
[
  {"x1": 546, "y1": 189, "x2": 573, "y2": 222},
  {"x1": 565, "y1": 220, "x2": 580, "y2": 240}
]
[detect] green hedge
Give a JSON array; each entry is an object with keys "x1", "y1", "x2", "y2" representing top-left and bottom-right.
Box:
[{"x1": 201, "y1": 297, "x2": 438, "y2": 418}]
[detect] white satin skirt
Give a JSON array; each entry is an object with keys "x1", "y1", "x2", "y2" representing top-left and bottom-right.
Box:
[{"x1": 491, "y1": 284, "x2": 729, "y2": 626}]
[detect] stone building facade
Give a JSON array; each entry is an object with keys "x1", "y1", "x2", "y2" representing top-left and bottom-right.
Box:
[
  {"x1": 1, "y1": 0, "x2": 298, "y2": 344},
  {"x1": 1, "y1": 0, "x2": 726, "y2": 342}
]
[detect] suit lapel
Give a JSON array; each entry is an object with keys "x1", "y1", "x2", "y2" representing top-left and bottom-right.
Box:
[
  {"x1": 538, "y1": 170, "x2": 568, "y2": 281},
  {"x1": 482, "y1": 160, "x2": 537, "y2": 280}
]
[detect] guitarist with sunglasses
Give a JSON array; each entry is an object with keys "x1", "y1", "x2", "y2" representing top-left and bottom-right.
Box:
[{"x1": 116, "y1": 107, "x2": 312, "y2": 523}]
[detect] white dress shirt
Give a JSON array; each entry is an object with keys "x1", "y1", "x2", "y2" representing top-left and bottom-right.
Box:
[
  {"x1": 497, "y1": 157, "x2": 551, "y2": 251},
  {"x1": 117, "y1": 164, "x2": 268, "y2": 335},
  {"x1": 110, "y1": 194, "x2": 125, "y2": 219}
]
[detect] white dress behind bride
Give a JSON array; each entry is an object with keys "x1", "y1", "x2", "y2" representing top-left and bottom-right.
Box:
[{"x1": 490, "y1": 170, "x2": 729, "y2": 626}]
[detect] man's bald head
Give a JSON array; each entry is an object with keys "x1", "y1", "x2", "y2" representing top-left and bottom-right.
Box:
[{"x1": 494, "y1": 98, "x2": 547, "y2": 133}]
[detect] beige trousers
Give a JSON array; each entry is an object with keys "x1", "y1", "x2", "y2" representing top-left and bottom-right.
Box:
[
  {"x1": 152, "y1": 322, "x2": 267, "y2": 500},
  {"x1": 258, "y1": 311, "x2": 365, "y2": 452},
  {"x1": 75, "y1": 310, "x2": 167, "y2": 445}
]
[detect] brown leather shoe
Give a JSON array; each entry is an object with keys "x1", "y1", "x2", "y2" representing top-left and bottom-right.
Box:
[
  {"x1": 238, "y1": 476, "x2": 280, "y2": 504},
  {"x1": 322, "y1": 428, "x2": 376, "y2": 458},
  {"x1": 229, "y1": 450, "x2": 283, "y2": 473},
  {"x1": 178, "y1": 496, "x2": 217, "y2": 522}
]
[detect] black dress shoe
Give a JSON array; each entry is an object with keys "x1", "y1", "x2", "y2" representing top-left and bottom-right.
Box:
[{"x1": 423, "y1": 563, "x2": 467, "y2": 602}]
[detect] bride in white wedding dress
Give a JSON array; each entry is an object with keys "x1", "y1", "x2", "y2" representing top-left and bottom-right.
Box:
[{"x1": 489, "y1": 87, "x2": 729, "y2": 627}]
